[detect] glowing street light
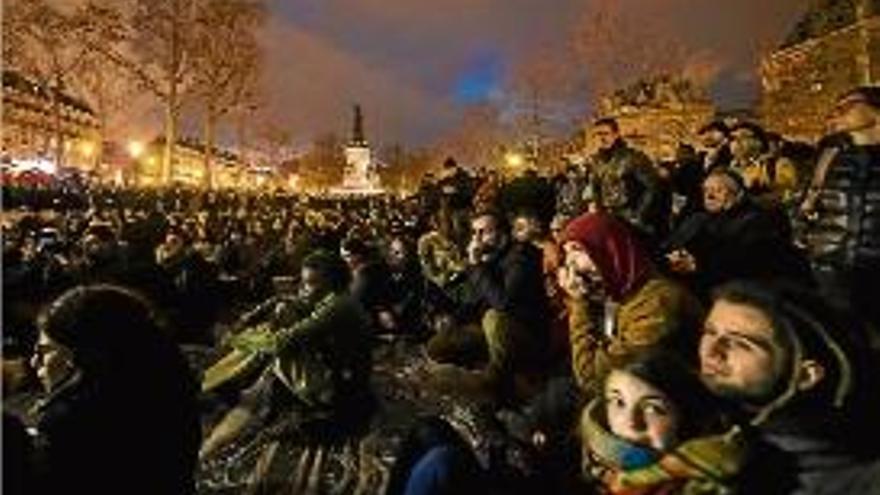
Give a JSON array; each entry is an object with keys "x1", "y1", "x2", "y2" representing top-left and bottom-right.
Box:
[
  {"x1": 505, "y1": 152, "x2": 524, "y2": 168},
  {"x1": 128, "y1": 140, "x2": 145, "y2": 158},
  {"x1": 80, "y1": 141, "x2": 96, "y2": 158}
]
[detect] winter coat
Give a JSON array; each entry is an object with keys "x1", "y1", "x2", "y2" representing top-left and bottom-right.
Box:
[
  {"x1": 350, "y1": 261, "x2": 396, "y2": 325},
  {"x1": 589, "y1": 140, "x2": 665, "y2": 235},
  {"x1": 456, "y1": 241, "x2": 551, "y2": 338},
  {"x1": 567, "y1": 275, "x2": 703, "y2": 392},
  {"x1": 663, "y1": 199, "x2": 811, "y2": 298},
  {"x1": 33, "y1": 362, "x2": 200, "y2": 494},
  {"x1": 800, "y1": 144, "x2": 880, "y2": 271},
  {"x1": 556, "y1": 174, "x2": 591, "y2": 217},
  {"x1": 218, "y1": 292, "x2": 373, "y2": 410}
]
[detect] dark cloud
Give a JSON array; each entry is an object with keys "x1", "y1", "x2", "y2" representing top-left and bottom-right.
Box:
[{"x1": 261, "y1": 0, "x2": 806, "y2": 145}]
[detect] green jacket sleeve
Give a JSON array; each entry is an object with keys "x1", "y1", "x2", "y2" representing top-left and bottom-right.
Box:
[
  {"x1": 567, "y1": 299, "x2": 599, "y2": 392},
  {"x1": 275, "y1": 293, "x2": 340, "y2": 351}
]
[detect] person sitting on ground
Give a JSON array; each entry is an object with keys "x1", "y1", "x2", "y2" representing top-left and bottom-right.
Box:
[
  {"x1": 386, "y1": 416, "x2": 487, "y2": 495},
  {"x1": 155, "y1": 226, "x2": 219, "y2": 344},
  {"x1": 417, "y1": 209, "x2": 466, "y2": 289},
  {"x1": 385, "y1": 234, "x2": 429, "y2": 337},
  {"x1": 426, "y1": 209, "x2": 551, "y2": 402},
  {"x1": 28, "y1": 285, "x2": 200, "y2": 494},
  {"x1": 558, "y1": 212, "x2": 704, "y2": 392},
  {"x1": 662, "y1": 169, "x2": 811, "y2": 301},
  {"x1": 698, "y1": 281, "x2": 880, "y2": 493},
  {"x1": 340, "y1": 235, "x2": 397, "y2": 333},
  {"x1": 200, "y1": 250, "x2": 373, "y2": 459},
  {"x1": 579, "y1": 351, "x2": 745, "y2": 494}
]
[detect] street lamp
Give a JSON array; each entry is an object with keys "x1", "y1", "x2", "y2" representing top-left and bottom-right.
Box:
[
  {"x1": 128, "y1": 140, "x2": 145, "y2": 159},
  {"x1": 80, "y1": 141, "x2": 95, "y2": 158},
  {"x1": 505, "y1": 152, "x2": 524, "y2": 168}
]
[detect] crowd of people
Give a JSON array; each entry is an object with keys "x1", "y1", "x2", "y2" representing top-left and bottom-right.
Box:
[{"x1": 3, "y1": 86, "x2": 880, "y2": 494}]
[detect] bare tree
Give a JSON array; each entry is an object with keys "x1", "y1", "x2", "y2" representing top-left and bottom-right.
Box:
[
  {"x1": 189, "y1": 0, "x2": 266, "y2": 188},
  {"x1": 434, "y1": 103, "x2": 509, "y2": 171},
  {"x1": 124, "y1": 0, "x2": 201, "y2": 183},
  {"x1": 3, "y1": 0, "x2": 100, "y2": 167},
  {"x1": 572, "y1": 0, "x2": 689, "y2": 99},
  {"x1": 297, "y1": 133, "x2": 345, "y2": 191},
  {"x1": 505, "y1": 45, "x2": 586, "y2": 164}
]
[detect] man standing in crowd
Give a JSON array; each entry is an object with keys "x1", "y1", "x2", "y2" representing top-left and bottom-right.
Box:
[
  {"x1": 698, "y1": 121, "x2": 733, "y2": 173},
  {"x1": 587, "y1": 118, "x2": 665, "y2": 241},
  {"x1": 426, "y1": 209, "x2": 550, "y2": 402},
  {"x1": 436, "y1": 157, "x2": 475, "y2": 249},
  {"x1": 699, "y1": 281, "x2": 880, "y2": 493},
  {"x1": 800, "y1": 86, "x2": 880, "y2": 334}
]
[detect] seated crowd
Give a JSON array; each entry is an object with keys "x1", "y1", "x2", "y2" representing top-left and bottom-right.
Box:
[{"x1": 3, "y1": 86, "x2": 880, "y2": 494}]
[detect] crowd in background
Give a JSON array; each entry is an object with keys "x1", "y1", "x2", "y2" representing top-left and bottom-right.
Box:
[{"x1": 3, "y1": 86, "x2": 880, "y2": 494}]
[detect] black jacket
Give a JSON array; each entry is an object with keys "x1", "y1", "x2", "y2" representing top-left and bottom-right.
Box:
[
  {"x1": 591, "y1": 139, "x2": 665, "y2": 235},
  {"x1": 33, "y1": 362, "x2": 200, "y2": 494},
  {"x1": 802, "y1": 144, "x2": 880, "y2": 270},
  {"x1": 664, "y1": 199, "x2": 811, "y2": 296},
  {"x1": 457, "y1": 242, "x2": 550, "y2": 335}
]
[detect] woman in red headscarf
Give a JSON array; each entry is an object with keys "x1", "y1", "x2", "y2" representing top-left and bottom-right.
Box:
[{"x1": 558, "y1": 212, "x2": 703, "y2": 393}]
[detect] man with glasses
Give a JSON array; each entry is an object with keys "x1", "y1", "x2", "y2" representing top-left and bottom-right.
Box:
[
  {"x1": 799, "y1": 86, "x2": 880, "y2": 335},
  {"x1": 728, "y1": 122, "x2": 799, "y2": 207}
]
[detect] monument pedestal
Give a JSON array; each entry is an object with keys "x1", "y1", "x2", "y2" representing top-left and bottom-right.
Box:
[{"x1": 329, "y1": 105, "x2": 384, "y2": 196}]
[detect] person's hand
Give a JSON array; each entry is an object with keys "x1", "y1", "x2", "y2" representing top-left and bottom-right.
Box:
[
  {"x1": 433, "y1": 314, "x2": 455, "y2": 333},
  {"x1": 557, "y1": 265, "x2": 588, "y2": 300},
  {"x1": 467, "y1": 240, "x2": 483, "y2": 266},
  {"x1": 377, "y1": 310, "x2": 397, "y2": 331},
  {"x1": 531, "y1": 430, "x2": 548, "y2": 450},
  {"x1": 799, "y1": 189, "x2": 820, "y2": 222},
  {"x1": 666, "y1": 249, "x2": 697, "y2": 273}
]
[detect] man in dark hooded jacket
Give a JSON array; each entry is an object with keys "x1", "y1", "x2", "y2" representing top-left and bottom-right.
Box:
[{"x1": 699, "y1": 281, "x2": 880, "y2": 494}]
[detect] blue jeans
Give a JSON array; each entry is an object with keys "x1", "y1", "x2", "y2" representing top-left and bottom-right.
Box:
[{"x1": 404, "y1": 445, "x2": 483, "y2": 495}]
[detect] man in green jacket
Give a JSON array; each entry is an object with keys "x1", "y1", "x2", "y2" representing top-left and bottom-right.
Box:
[{"x1": 200, "y1": 250, "x2": 372, "y2": 459}]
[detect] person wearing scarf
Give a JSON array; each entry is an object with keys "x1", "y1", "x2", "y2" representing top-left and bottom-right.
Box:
[
  {"x1": 579, "y1": 352, "x2": 745, "y2": 495},
  {"x1": 559, "y1": 212, "x2": 703, "y2": 393}
]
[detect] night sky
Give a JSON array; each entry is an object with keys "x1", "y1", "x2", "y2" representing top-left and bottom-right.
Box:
[
  {"x1": 259, "y1": 0, "x2": 806, "y2": 146},
  {"x1": 93, "y1": 0, "x2": 806, "y2": 148}
]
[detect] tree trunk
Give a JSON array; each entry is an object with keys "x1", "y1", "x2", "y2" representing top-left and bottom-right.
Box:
[
  {"x1": 163, "y1": 99, "x2": 177, "y2": 184},
  {"x1": 52, "y1": 77, "x2": 64, "y2": 170},
  {"x1": 203, "y1": 107, "x2": 216, "y2": 189},
  {"x1": 163, "y1": 2, "x2": 182, "y2": 185},
  {"x1": 857, "y1": 0, "x2": 874, "y2": 85}
]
